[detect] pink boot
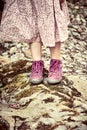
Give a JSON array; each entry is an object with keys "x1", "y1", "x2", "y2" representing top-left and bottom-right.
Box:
[
  {"x1": 47, "y1": 59, "x2": 62, "y2": 84},
  {"x1": 29, "y1": 60, "x2": 44, "y2": 84}
]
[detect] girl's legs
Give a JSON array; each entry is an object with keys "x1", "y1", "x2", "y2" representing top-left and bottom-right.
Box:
[
  {"x1": 47, "y1": 42, "x2": 62, "y2": 84},
  {"x1": 29, "y1": 42, "x2": 44, "y2": 84},
  {"x1": 29, "y1": 42, "x2": 62, "y2": 84},
  {"x1": 30, "y1": 42, "x2": 42, "y2": 61},
  {"x1": 50, "y1": 42, "x2": 61, "y2": 60}
]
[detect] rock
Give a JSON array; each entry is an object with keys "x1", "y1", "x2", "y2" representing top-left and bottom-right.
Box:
[
  {"x1": 0, "y1": 1, "x2": 87, "y2": 130},
  {"x1": 9, "y1": 47, "x2": 17, "y2": 54},
  {"x1": 0, "y1": 116, "x2": 10, "y2": 130}
]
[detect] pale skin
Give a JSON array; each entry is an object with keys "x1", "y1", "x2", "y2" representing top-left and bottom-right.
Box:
[{"x1": 30, "y1": 42, "x2": 61, "y2": 61}]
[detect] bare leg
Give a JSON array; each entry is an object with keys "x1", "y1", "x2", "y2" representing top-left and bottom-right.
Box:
[
  {"x1": 30, "y1": 42, "x2": 42, "y2": 61},
  {"x1": 29, "y1": 42, "x2": 44, "y2": 84},
  {"x1": 47, "y1": 42, "x2": 62, "y2": 84},
  {"x1": 49, "y1": 42, "x2": 61, "y2": 60}
]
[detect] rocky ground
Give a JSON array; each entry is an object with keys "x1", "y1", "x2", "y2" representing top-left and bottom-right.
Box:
[{"x1": 0, "y1": 2, "x2": 87, "y2": 130}]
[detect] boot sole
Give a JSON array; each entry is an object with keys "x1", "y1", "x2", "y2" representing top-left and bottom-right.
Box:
[
  {"x1": 47, "y1": 78, "x2": 62, "y2": 84},
  {"x1": 29, "y1": 78, "x2": 43, "y2": 84}
]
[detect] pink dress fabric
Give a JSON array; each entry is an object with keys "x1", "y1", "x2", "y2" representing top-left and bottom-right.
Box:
[{"x1": 0, "y1": 0, "x2": 70, "y2": 47}]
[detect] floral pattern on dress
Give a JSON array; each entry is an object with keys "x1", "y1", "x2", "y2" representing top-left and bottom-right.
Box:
[{"x1": 0, "y1": 0, "x2": 70, "y2": 47}]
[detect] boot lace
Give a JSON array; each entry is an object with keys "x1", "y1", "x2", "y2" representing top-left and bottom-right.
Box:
[{"x1": 32, "y1": 61, "x2": 43, "y2": 75}]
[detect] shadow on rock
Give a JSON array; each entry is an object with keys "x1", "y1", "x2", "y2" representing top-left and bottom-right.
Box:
[{"x1": 0, "y1": 116, "x2": 10, "y2": 130}]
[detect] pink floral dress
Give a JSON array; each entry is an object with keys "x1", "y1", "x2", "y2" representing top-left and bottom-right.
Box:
[{"x1": 0, "y1": 0, "x2": 70, "y2": 47}]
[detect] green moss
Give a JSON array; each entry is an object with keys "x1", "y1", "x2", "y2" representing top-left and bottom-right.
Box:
[
  {"x1": 2, "y1": 73, "x2": 29, "y2": 93},
  {"x1": 15, "y1": 86, "x2": 42, "y2": 101}
]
